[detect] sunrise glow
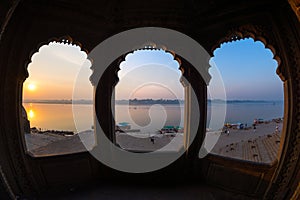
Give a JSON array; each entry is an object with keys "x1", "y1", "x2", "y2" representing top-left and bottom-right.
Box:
[{"x1": 27, "y1": 83, "x2": 36, "y2": 91}]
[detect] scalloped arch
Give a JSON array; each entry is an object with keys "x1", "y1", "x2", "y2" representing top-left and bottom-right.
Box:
[
  {"x1": 27, "y1": 36, "x2": 87, "y2": 65},
  {"x1": 116, "y1": 47, "x2": 183, "y2": 82},
  {"x1": 211, "y1": 24, "x2": 286, "y2": 82},
  {"x1": 212, "y1": 25, "x2": 281, "y2": 68},
  {"x1": 24, "y1": 35, "x2": 90, "y2": 80}
]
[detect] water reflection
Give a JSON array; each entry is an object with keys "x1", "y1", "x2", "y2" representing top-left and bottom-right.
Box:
[
  {"x1": 28, "y1": 109, "x2": 35, "y2": 119},
  {"x1": 116, "y1": 104, "x2": 184, "y2": 133},
  {"x1": 23, "y1": 103, "x2": 93, "y2": 132}
]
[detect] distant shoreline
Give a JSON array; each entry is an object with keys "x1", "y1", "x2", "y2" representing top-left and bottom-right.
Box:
[
  {"x1": 23, "y1": 99, "x2": 283, "y2": 105},
  {"x1": 23, "y1": 100, "x2": 92, "y2": 105}
]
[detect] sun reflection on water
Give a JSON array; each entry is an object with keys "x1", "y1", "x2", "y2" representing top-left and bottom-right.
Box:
[{"x1": 28, "y1": 109, "x2": 35, "y2": 119}]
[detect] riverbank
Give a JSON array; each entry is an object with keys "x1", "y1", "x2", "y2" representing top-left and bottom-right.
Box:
[
  {"x1": 210, "y1": 120, "x2": 282, "y2": 163},
  {"x1": 116, "y1": 133, "x2": 184, "y2": 152},
  {"x1": 25, "y1": 120, "x2": 282, "y2": 163}
]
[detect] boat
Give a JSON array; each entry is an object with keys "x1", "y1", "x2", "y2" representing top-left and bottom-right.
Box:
[
  {"x1": 116, "y1": 122, "x2": 131, "y2": 130},
  {"x1": 224, "y1": 123, "x2": 244, "y2": 129},
  {"x1": 159, "y1": 126, "x2": 184, "y2": 136}
]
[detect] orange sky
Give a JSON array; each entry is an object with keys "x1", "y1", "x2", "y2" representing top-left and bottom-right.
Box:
[
  {"x1": 23, "y1": 42, "x2": 92, "y2": 100},
  {"x1": 23, "y1": 43, "x2": 184, "y2": 101}
]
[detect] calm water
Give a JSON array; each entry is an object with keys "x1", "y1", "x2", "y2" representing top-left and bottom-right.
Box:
[
  {"x1": 209, "y1": 101, "x2": 283, "y2": 125},
  {"x1": 23, "y1": 102, "x2": 283, "y2": 132},
  {"x1": 23, "y1": 103, "x2": 93, "y2": 132}
]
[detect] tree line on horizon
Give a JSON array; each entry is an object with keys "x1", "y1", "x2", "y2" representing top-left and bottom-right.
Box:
[
  {"x1": 117, "y1": 98, "x2": 184, "y2": 105},
  {"x1": 22, "y1": 98, "x2": 283, "y2": 105}
]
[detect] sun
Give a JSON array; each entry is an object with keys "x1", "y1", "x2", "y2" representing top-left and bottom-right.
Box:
[{"x1": 27, "y1": 83, "x2": 36, "y2": 91}]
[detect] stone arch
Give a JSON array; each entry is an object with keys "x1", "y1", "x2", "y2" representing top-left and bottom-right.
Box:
[
  {"x1": 111, "y1": 47, "x2": 185, "y2": 149},
  {"x1": 211, "y1": 24, "x2": 284, "y2": 81},
  {"x1": 93, "y1": 45, "x2": 207, "y2": 160},
  {"x1": 0, "y1": 1, "x2": 299, "y2": 199},
  {"x1": 22, "y1": 35, "x2": 91, "y2": 146},
  {"x1": 24, "y1": 35, "x2": 89, "y2": 81},
  {"x1": 208, "y1": 23, "x2": 299, "y2": 199},
  {"x1": 117, "y1": 46, "x2": 184, "y2": 80}
]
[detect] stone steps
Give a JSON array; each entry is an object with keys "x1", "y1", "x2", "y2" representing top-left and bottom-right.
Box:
[{"x1": 216, "y1": 132, "x2": 281, "y2": 163}]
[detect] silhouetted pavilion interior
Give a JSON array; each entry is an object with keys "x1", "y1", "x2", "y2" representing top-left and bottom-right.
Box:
[{"x1": 0, "y1": 0, "x2": 299, "y2": 199}]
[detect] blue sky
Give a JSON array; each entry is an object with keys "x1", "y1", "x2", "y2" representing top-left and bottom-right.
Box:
[
  {"x1": 24, "y1": 38, "x2": 283, "y2": 101},
  {"x1": 210, "y1": 38, "x2": 283, "y2": 100},
  {"x1": 116, "y1": 38, "x2": 283, "y2": 101},
  {"x1": 115, "y1": 50, "x2": 183, "y2": 100}
]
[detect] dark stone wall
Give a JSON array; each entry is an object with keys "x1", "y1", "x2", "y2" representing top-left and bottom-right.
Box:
[{"x1": 0, "y1": 176, "x2": 10, "y2": 200}]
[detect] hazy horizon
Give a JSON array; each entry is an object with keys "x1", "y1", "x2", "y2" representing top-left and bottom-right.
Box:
[{"x1": 23, "y1": 98, "x2": 284, "y2": 102}]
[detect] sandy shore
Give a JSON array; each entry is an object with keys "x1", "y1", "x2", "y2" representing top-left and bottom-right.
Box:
[
  {"x1": 116, "y1": 133, "x2": 184, "y2": 152},
  {"x1": 208, "y1": 121, "x2": 282, "y2": 163},
  {"x1": 25, "y1": 121, "x2": 282, "y2": 162},
  {"x1": 211, "y1": 121, "x2": 282, "y2": 151}
]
